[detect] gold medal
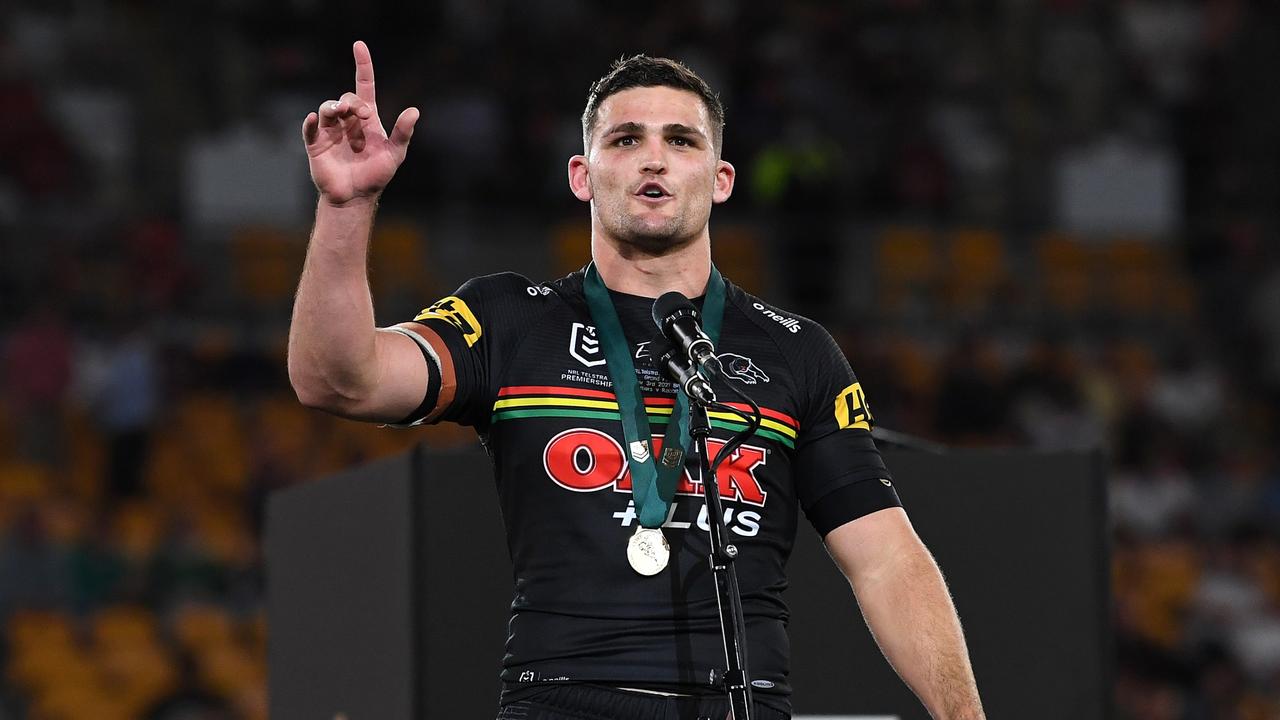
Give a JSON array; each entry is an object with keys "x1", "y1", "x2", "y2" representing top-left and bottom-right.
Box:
[{"x1": 627, "y1": 527, "x2": 670, "y2": 576}]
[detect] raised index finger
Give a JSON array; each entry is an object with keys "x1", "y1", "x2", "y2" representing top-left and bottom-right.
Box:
[{"x1": 353, "y1": 40, "x2": 376, "y2": 105}]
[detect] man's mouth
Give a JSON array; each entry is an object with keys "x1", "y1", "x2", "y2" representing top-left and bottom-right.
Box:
[{"x1": 635, "y1": 182, "x2": 671, "y2": 200}]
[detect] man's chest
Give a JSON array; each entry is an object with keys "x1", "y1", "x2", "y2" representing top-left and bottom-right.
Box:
[{"x1": 485, "y1": 306, "x2": 802, "y2": 540}]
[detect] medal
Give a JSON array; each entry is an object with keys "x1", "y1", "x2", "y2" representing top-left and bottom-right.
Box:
[
  {"x1": 627, "y1": 527, "x2": 670, "y2": 576},
  {"x1": 582, "y1": 263, "x2": 725, "y2": 576}
]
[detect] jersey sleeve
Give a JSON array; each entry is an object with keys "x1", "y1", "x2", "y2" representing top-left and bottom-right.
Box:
[
  {"x1": 792, "y1": 327, "x2": 901, "y2": 536},
  {"x1": 402, "y1": 273, "x2": 529, "y2": 429}
]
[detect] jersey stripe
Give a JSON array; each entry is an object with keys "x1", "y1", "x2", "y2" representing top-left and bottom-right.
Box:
[
  {"x1": 492, "y1": 395, "x2": 797, "y2": 440},
  {"x1": 489, "y1": 407, "x2": 797, "y2": 449},
  {"x1": 496, "y1": 385, "x2": 798, "y2": 429}
]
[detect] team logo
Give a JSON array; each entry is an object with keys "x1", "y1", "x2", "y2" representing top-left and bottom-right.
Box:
[
  {"x1": 414, "y1": 296, "x2": 482, "y2": 347},
  {"x1": 629, "y1": 439, "x2": 650, "y2": 462},
  {"x1": 834, "y1": 382, "x2": 872, "y2": 431},
  {"x1": 569, "y1": 322, "x2": 606, "y2": 367},
  {"x1": 718, "y1": 353, "x2": 770, "y2": 384}
]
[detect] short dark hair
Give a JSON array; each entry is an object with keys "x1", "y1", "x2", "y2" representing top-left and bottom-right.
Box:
[{"x1": 582, "y1": 54, "x2": 725, "y2": 152}]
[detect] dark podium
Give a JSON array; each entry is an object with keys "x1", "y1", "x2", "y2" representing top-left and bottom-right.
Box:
[{"x1": 266, "y1": 445, "x2": 1111, "y2": 719}]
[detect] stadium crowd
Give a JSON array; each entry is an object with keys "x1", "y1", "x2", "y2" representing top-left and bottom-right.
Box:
[{"x1": 2, "y1": 1, "x2": 1279, "y2": 718}]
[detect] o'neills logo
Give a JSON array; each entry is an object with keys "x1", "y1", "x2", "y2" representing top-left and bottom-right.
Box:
[
  {"x1": 542, "y1": 428, "x2": 768, "y2": 506},
  {"x1": 752, "y1": 302, "x2": 801, "y2": 333}
]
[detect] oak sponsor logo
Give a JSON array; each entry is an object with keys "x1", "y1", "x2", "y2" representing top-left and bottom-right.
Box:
[
  {"x1": 569, "y1": 322, "x2": 606, "y2": 368},
  {"x1": 834, "y1": 381, "x2": 872, "y2": 431},
  {"x1": 751, "y1": 302, "x2": 801, "y2": 333},
  {"x1": 414, "y1": 296, "x2": 482, "y2": 347},
  {"x1": 542, "y1": 428, "x2": 769, "y2": 507}
]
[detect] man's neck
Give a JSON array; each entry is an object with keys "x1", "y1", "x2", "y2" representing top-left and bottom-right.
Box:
[{"x1": 590, "y1": 230, "x2": 712, "y2": 300}]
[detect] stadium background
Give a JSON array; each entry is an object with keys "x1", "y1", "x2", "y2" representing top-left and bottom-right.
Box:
[{"x1": 2, "y1": 1, "x2": 1279, "y2": 718}]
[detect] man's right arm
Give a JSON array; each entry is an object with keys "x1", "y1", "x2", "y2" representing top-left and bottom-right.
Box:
[
  {"x1": 286, "y1": 41, "x2": 437, "y2": 423},
  {"x1": 287, "y1": 199, "x2": 452, "y2": 423}
]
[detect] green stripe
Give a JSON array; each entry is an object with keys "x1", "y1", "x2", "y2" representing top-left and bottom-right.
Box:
[{"x1": 490, "y1": 408, "x2": 795, "y2": 449}]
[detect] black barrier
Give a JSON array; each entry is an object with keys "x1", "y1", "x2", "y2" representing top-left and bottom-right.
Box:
[{"x1": 267, "y1": 444, "x2": 1110, "y2": 719}]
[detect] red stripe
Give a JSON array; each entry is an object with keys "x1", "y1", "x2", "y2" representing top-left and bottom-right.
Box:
[
  {"x1": 498, "y1": 385, "x2": 615, "y2": 399},
  {"x1": 497, "y1": 386, "x2": 795, "y2": 427}
]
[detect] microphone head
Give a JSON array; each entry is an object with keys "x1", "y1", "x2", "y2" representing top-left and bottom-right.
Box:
[{"x1": 652, "y1": 291, "x2": 698, "y2": 328}]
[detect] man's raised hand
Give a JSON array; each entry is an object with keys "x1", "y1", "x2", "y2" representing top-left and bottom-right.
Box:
[{"x1": 302, "y1": 41, "x2": 420, "y2": 206}]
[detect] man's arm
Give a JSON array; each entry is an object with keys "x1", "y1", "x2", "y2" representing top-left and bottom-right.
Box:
[
  {"x1": 823, "y1": 506, "x2": 985, "y2": 720},
  {"x1": 287, "y1": 40, "x2": 440, "y2": 423}
]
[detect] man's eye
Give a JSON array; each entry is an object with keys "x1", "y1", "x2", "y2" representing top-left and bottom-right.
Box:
[
  {"x1": 616, "y1": 136, "x2": 637, "y2": 146},
  {"x1": 670, "y1": 137, "x2": 691, "y2": 147}
]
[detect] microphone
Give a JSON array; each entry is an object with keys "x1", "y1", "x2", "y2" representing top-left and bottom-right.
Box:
[
  {"x1": 649, "y1": 334, "x2": 716, "y2": 405},
  {"x1": 652, "y1": 292, "x2": 722, "y2": 378}
]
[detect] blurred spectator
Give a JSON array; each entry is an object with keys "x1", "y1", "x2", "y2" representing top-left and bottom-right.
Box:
[
  {"x1": 2, "y1": 304, "x2": 73, "y2": 466},
  {"x1": 0, "y1": 507, "x2": 71, "y2": 617},
  {"x1": 933, "y1": 332, "x2": 1011, "y2": 444},
  {"x1": 78, "y1": 318, "x2": 160, "y2": 500}
]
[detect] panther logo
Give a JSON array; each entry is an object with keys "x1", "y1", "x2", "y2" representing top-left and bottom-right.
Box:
[{"x1": 719, "y1": 353, "x2": 770, "y2": 384}]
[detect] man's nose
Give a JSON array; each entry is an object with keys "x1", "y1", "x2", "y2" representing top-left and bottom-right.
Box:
[{"x1": 639, "y1": 141, "x2": 666, "y2": 173}]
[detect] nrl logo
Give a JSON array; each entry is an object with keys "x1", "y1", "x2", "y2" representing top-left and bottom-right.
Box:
[
  {"x1": 569, "y1": 322, "x2": 606, "y2": 368},
  {"x1": 719, "y1": 353, "x2": 770, "y2": 384}
]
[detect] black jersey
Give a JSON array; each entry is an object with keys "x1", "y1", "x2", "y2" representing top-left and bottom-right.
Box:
[{"x1": 406, "y1": 269, "x2": 900, "y2": 713}]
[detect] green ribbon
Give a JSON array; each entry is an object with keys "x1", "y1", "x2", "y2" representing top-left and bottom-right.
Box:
[{"x1": 582, "y1": 262, "x2": 725, "y2": 528}]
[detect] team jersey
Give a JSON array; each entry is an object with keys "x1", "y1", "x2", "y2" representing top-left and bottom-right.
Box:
[{"x1": 405, "y1": 269, "x2": 900, "y2": 713}]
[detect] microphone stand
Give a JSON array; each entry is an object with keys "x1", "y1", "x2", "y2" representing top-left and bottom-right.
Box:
[{"x1": 687, "y1": 389, "x2": 754, "y2": 720}]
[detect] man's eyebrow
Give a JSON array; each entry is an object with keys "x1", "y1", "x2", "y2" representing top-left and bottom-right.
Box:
[
  {"x1": 662, "y1": 123, "x2": 706, "y2": 139},
  {"x1": 601, "y1": 121, "x2": 646, "y2": 136},
  {"x1": 600, "y1": 121, "x2": 708, "y2": 141}
]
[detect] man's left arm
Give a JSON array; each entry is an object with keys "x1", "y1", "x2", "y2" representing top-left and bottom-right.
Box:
[{"x1": 823, "y1": 505, "x2": 985, "y2": 720}]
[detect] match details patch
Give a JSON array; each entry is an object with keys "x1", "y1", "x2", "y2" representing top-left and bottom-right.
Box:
[
  {"x1": 834, "y1": 382, "x2": 872, "y2": 431},
  {"x1": 415, "y1": 296, "x2": 482, "y2": 347}
]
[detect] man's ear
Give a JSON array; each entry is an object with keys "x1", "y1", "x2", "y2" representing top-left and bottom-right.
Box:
[
  {"x1": 568, "y1": 155, "x2": 592, "y2": 202},
  {"x1": 712, "y1": 160, "x2": 735, "y2": 204}
]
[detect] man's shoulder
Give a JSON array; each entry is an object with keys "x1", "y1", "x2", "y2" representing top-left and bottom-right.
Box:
[
  {"x1": 725, "y1": 283, "x2": 828, "y2": 345},
  {"x1": 459, "y1": 270, "x2": 584, "y2": 301}
]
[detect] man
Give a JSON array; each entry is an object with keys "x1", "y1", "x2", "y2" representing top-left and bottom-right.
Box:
[{"x1": 289, "y1": 41, "x2": 985, "y2": 720}]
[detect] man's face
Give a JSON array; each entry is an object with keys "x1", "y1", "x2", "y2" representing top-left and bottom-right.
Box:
[{"x1": 569, "y1": 86, "x2": 734, "y2": 255}]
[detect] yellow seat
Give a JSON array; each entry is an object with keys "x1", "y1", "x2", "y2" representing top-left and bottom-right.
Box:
[
  {"x1": 109, "y1": 502, "x2": 167, "y2": 561},
  {"x1": 875, "y1": 226, "x2": 937, "y2": 312},
  {"x1": 231, "y1": 225, "x2": 306, "y2": 308},
  {"x1": 192, "y1": 505, "x2": 255, "y2": 567},
  {"x1": 712, "y1": 224, "x2": 766, "y2": 296},
  {"x1": 0, "y1": 462, "x2": 53, "y2": 505},
  {"x1": 197, "y1": 642, "x2": 265, "y2": 698},
  {"x1": 943, "y1": 228, "x2": 1006, "y2": 313},
  {"x1": 91, "y1": 606, "x2": 157, "y2": 648},
  {"x1": 1036, "y1": 232, "x2": 1094, "y2": 315},
  {"x1": 1101, "y1": 236, "x2": 1182, "y2": 317},
  {"x1": 371, "y1": 219, "x2": 435, "y2": 298},
  {"x1": 173, "y1": 604, "x2": 235, "y2": 653},
  {"x1": 550, "y1": 219, "x2": 591, "y2": 277},
  {"x1": 92, "y1": 640, "x2": 178, "y2": 716}
]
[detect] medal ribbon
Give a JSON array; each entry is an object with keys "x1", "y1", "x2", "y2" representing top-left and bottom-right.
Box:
[{"x1": 582, "y1": 262, "x2": 725, "y2": 528}]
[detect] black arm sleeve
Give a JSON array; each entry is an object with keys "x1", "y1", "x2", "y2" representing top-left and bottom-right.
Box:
[{"x1": 791, "y1": 326, "x2": 901, "y2": 536}]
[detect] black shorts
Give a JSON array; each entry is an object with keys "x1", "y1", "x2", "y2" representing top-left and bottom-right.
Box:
[{"x1": 496, "y1": 684, "x2": 791, "y2": 720}]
